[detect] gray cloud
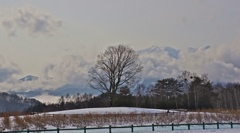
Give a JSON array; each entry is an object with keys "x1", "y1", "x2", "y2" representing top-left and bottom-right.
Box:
[
  {"x1": 1, "y1": 6, "x2": 62, "y2": 37},
  {"x1": 0, "y1": 56, "x2": 21, "y2": 82}
]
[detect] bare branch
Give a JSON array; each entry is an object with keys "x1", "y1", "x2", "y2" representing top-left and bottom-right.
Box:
[{"x1": 88, "y1": 45, "x2": 143, "y2": 106}]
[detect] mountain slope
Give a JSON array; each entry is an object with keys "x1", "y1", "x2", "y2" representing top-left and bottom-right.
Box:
[{"x1": 0, "y1": 92, "x2": 41, "y2": 112}]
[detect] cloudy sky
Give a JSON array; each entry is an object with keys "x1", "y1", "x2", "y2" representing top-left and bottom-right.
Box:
[{"x1": 1, "y1": 0, "x2": 240, "y2": 92}]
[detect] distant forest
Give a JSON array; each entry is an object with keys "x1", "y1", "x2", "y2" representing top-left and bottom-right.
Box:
[{"x1": 25, "y1": 71, "x2": 240, "y2": 113}]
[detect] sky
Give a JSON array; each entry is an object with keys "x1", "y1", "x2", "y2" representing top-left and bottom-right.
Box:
[{"x1": 1, "y1": 0, "x2": 240, "y2": 92}]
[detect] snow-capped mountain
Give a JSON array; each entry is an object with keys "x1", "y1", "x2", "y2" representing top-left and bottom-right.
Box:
[
  {"x1": 19, "y1": 75, "x2": 38, "y2": 82},
  {"x1": 137, "y1": 45, "x2": 180, "y2": 59}
]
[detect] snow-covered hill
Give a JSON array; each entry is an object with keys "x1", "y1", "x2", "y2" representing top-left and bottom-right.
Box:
[{"x1": 46, "y1": 107, "x2": 171, "y2": 115}]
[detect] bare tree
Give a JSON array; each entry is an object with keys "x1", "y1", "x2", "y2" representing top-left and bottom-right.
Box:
[
  {"x1": 178, "y1": 71, "x2": 196, "y2": 109},
  {"x1": 89, "y1": 45, "x2": 143, "y2": 107},
  {"x1": 134, "y1": 84, "x2": 147, "y2": 107}
]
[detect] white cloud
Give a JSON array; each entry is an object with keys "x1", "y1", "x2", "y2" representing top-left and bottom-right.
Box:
[
  {"x1": 139, "y1": 43, "x2": 240, "y2": 84},
  {"x1": 204, "y1": 60, "x2": 240, "y2": 83},
  {"x1": 0, "y1": 55, "x2": 92, "y2": 92},
  {"x1": 43, "y1": 55, "x2": 92, "y2": 86},
  {"x1": 215, "y1": 43, "x2": 240, "y2": 68},
  {"x1": 32, "y1": 93, "x2": 60, "y2": 104},
  {"x1": 139, "y1": 48, "x2": 180, "y2": 81},
  {"x1": 1, "y1": 6, "x2": 62, "y2": 37},
  {"x1": 1, "y1": 43, "x2": 240, "y2": 92}
]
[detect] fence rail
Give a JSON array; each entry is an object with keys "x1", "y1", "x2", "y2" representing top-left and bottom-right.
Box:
[{"x1": 2, "y1": 122, "x2": 240, "y2": 133}]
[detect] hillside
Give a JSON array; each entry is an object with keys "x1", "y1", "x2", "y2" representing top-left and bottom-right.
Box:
[{"x1": 0, "y1": 92, "x2": 41, "y2": 113}]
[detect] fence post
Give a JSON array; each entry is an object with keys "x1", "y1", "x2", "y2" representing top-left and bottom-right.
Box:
[
  {"x1": 57, "y1": 128, "x2": 59, "y2": 133},
  {"x1": 109, "y1": 125, "x2": 112, "y2": 133},
  {"x1": 84, "y1": 126, "x2": 86, "y2": 133},
  {"x1": 131, "y1": 125, "x2": 134, "y2": 132},
  {"x1": 188, "y1": 124, "x2": 190, "y2": 130},
  {"x1": 217, "y1": 122, "x2": 219, "y2": 129},
  {"x1": 231, "y1": 122, "x2": 233, "y2": 128},
  {"x1": 203, "y1": 122, "x2": 205, "y2": 130},
  {"x1": 27, "y1": 129, "x2": 30, "y2": 133},
  {"x1": 152, "y1": 124, "x2": 154, "y2": 131},
  {"x1": 172, "y1": 123, "x2": 174, "y2": 131}
]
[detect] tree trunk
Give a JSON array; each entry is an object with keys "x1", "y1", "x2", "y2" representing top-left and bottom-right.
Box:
[
  {"x1": 193, "y1": 86, "x2": 197, "y2": 109},
  {"x1": 109, "y1": 92, "x2": 116, "y2": 107},
  {"x1": 110, "y1": 99, "x2": 113, "y2": 107},
  {"x1": 187, "y1": 93, "x2": 190, "y2": 109},
  {"x1": 223, "y1": 91, "x2": 227, "y2": 109},
  {"x1": 109, "y1": 94, "x2": 113, "y2": 107},
  {"x1": 233, "y1": 88, "x2": 239, "y2": 109},
  {"x1": 175, "y1": 96, "x2": 178, "y2": 109}
]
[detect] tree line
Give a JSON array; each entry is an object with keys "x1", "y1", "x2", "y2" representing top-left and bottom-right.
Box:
[{"x1": 25, "y1": 70, "x2": 240, "y2": 113}]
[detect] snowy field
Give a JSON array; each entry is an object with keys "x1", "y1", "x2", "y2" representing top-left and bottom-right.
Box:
[
  {"x1": 2, "y1": 107, "x2": 240, "y2": 133},
  {"x1": 31, "y1": 127, "x2": 240, "y2": 133},
  {"x1": 134, "y1": 129, "x2": 240, "y2": 133},
  {"x1": 43, "y1": 107, "x2": 240, "y2": 133},
  {"x1": 41, "y1": 126, "x2": 240, "y2": 133},
  {"x1": 44, "y1": 129, "x2": 240, "y2": 133}
]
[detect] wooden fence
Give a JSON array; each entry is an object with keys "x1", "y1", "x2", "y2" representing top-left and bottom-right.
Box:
[{"x1": 2, "y1": 122, "x2": 240, "y2": 133}]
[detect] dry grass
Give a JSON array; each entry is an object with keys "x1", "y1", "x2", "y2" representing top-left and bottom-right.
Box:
[
  {"x1": 186, "y1": 113, "x2": 195, "y2": 124},
  {"x1": 195, "y1": 112, "x2": 203, "y2": 123},
  {"x1": 12, "y1": 116, "x2": 28, "y2": 130},
  {"x1": 31, "y1": 115, "x2": 47, "y2": 129},
  {"x1": 2, "y1": 116, "x2": 11, "y2": 130},
  {"x1": 2, "y1": 109, "x2": 240, "y2": 131}
]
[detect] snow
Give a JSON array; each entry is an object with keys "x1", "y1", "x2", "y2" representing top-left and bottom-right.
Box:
[
  {"x1": 46, "y1": 107, "x2": 172, "y2": 114},
  {"x1": 133, "y1": 129, "x2": 240, "y2": 133},
  {"x1": 2, "y1": 107, "x2": 240, "y2": 133},
  {"x1": 39, "y1": 127, "x2": 240, "y2": 133},
  {"x1": 50, "y1": 125, "x2": 240, "y2": 133},
  {"x1": 44, "y1": 107, "x2": 240, "y2": 133}
]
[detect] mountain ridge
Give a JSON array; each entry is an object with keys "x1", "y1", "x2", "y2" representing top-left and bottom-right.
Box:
[
  {"x1": 0, "y1": 92, "x2": 41, "y2": 112},
  {"x1": 137, "y1": 45, "x2": 180, "y2": 59}
]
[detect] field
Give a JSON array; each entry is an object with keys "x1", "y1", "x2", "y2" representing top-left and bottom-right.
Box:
[{"x1": 1, "y1": 107, "x2": 240, "y2": 133}]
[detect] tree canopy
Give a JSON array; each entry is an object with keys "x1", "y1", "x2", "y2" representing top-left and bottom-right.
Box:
[{"x1": 88, "y1": 45, "x2": 143, "y2": 106}]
